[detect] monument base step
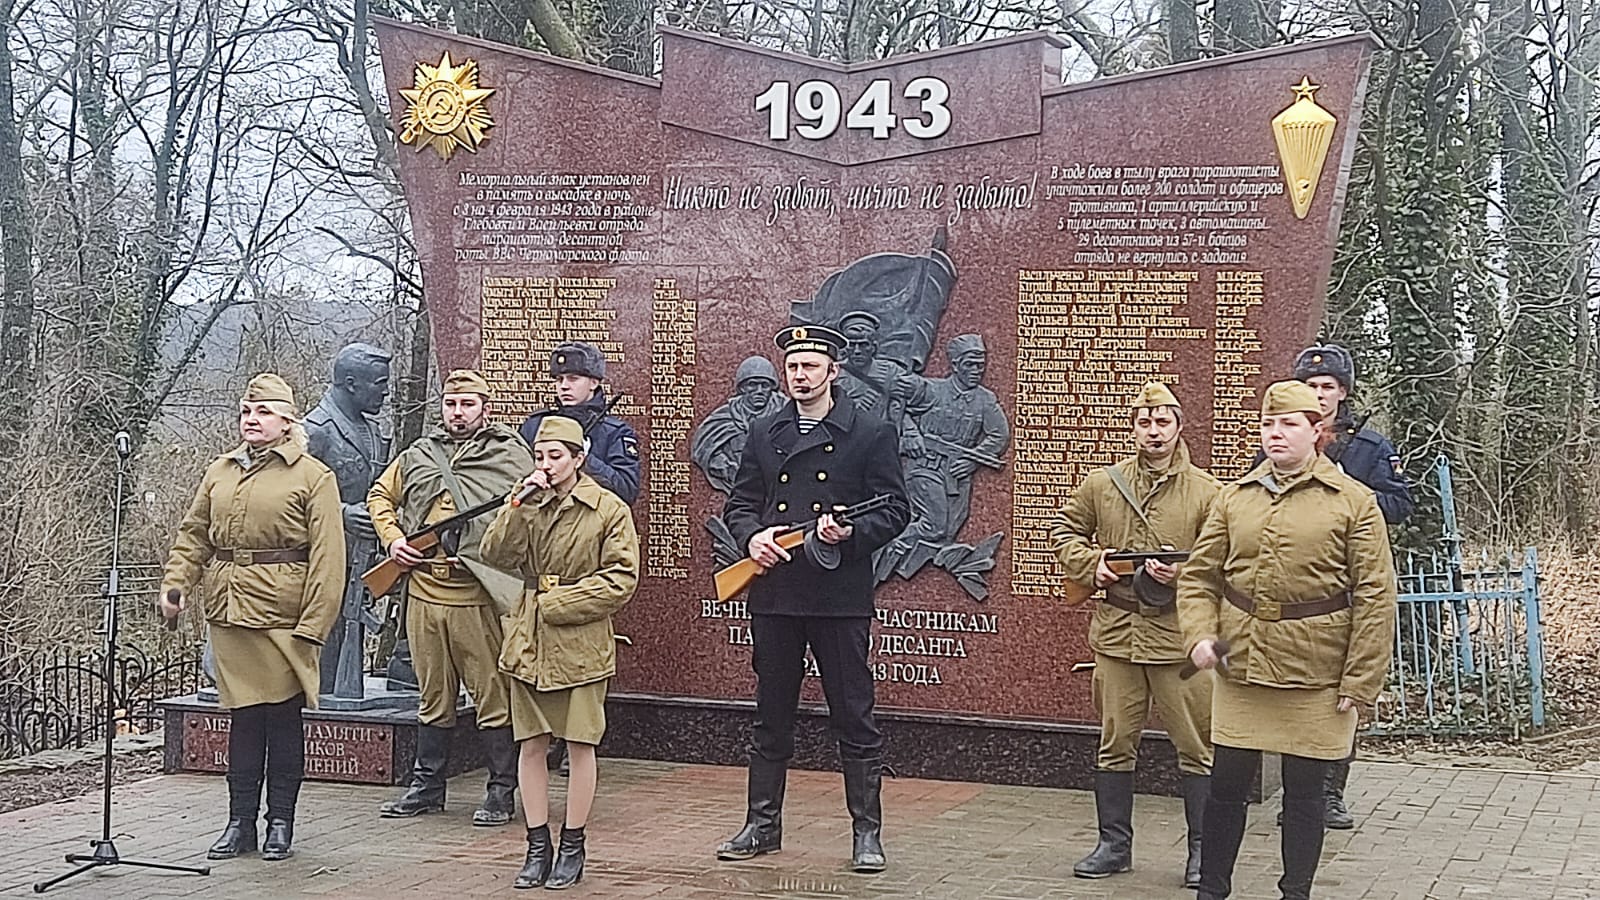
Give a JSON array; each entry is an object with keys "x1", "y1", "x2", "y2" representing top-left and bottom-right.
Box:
[
  {"x1": 598, "y1": 692, "x2": 1280, "y2": 801},
  {"x1": 157, "y1": 692, "x2": 487, "y2": 787}
]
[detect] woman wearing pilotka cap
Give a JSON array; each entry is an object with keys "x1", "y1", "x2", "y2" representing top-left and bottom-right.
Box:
[{"x1": 1178, "y1": 380, "x2": 1397, "y2": 900}]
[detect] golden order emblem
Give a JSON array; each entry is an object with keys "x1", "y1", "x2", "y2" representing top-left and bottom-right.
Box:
[
  {"x1": 1270, "y1": 77, "x2": 1337, "y2": 220},
  {"x1": 399, "y1": 51, "x2": 495, "y2": 161},
  {"x1": 792, "y1": 327, "x2": 808, "y2": 341}
]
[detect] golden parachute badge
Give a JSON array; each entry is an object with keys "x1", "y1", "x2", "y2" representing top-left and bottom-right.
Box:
[
  {"x1": 399, "y1": 51, "x2": 495, "y2": 161},
  {"x1": 1270, "y1": 77, "x2": 1336, "y2": 220}
]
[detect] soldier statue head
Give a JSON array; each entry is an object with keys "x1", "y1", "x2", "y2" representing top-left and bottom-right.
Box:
[
  {"x1": 550, "y1": 341, "x2": 606, "y2": 408},
  {"x1": 947, "y1": 334, "x2": 988, "y2": 390},
  {"x1": 330, "y1": 343, "x2": 392, "y2": 417},
  {"x1": 1293, "y1": 344, "x2": 1355, "y2": 421},
  {"x1": 735, "y1": 356, "x2": 780, "y2": 415},
  {"x1": 838, "y1": 311, "x2": 882, "y2": 373}
]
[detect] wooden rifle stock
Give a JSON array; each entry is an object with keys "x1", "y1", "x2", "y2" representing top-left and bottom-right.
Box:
[
  {"x1": 1062, "y1": 549, "x2": 1190, "y2": 606},
  {"x1": 710, "y1": 493, "x2": 893, "y2": 603},
  {"x1": 712, "y1": 531, "x2": 806, "y2": 602},
  {"x1": 361, "y1": 496, "x2": 501, "y2": 597}
]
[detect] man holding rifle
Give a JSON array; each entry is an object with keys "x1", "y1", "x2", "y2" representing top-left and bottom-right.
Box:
[
  {"x1": 715, "y1": 324, "x2": 910, "y2": 873},
  {"x1": 368, "y1": 370, "x2": 532, "y2": 826},
  {"x1": 1048, "y1": 382, "x2": 1221, "y2": 888}
]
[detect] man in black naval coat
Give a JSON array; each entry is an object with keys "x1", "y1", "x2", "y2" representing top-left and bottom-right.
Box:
[
  {"x1": 715, "y1": 324, "x2": 910, "y2": 873},
  {"x1": 1295, "y1": 343, "x2": 1413, "y2": 831}
]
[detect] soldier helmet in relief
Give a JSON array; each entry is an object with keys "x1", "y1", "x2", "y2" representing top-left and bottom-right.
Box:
[
  {"x1": 533, "y1": 414, "x2": 585, "y2": 448},
  {"x1": 1293, "y1": 344, "x2": 1356, "y2": 391},
  {"x1": 442, "y1": 369, "x2": 492, "y2": 397},
  {"x1": 774, "y1": 324, "x2": 847, "y2": 360},
  {"x1": 550, "y1": 341, "x2": 607, "y2": 380},
  {"x1": 1131, "y1": 381, "x2": 1180, "y2": 411},
  {"x1": 1261, "y1": 380, "x2": 1323, "y2": 420},
  {"x1": 947, "y1": 333, "x2": 987, "y2": 361},
  {"x1": 243, "y1": 373, "x2": 295, "y2": 407},
  {"x1": 735, "y1": 356, "x2": 779, "y2": 387}
]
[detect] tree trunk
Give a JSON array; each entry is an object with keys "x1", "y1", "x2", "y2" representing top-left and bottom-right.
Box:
[
  {"x1": 0, "y1": 0, "x2": 35, "y2": 458},
  {"x1": 1164, "y1": 0, "x2": 1199, "y2": 62}
]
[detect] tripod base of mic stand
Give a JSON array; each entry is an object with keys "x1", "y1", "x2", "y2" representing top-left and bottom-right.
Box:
[{"x1": 33, "y1": 839, "x2": 210, "y2": 893}]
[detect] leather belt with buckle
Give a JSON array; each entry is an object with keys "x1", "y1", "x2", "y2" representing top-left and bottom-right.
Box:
[
  {"x1": 429, "y1": 561, "x2": 456, "y2": 580},
  {"x1": 1100, "y1": 592, "x2": 1169, "y2": 616},
  {"x1": 537, "y1": 574, "x2": 561, "y2": 592},
  {"x1": 1224, "y1": 586, "x2": 1352, "y2": 622},
  {"x1": 216, "y1": 548, "x2": 310, "y2": 566}
]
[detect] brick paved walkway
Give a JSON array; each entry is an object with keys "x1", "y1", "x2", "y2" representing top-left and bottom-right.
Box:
[{"x1": 3, "y1": 760, "x2": 1597, "y2": 899}]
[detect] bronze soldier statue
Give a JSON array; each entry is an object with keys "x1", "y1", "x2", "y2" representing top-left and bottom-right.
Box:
[{"x1": 304, "y1": 343, "x2": 392, "y2": 699}]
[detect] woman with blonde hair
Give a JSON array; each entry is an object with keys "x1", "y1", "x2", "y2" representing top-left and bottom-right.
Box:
[
  {"x1": 158, "y1": 373, "x2": 345, "y2": 861},
  {"x1": 1178, "y1": 380, "x2": 1396, "y2": 900}
]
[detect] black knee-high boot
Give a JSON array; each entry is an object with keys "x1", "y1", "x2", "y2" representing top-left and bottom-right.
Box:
[
  {"x1": 1198, "y1": 746, "x2": 1258, "y2": 900},
  {"x1": 1280, "y1": 757, "x2": 1330, "y2": 900},
  {"x1": 261, "y1": 695, "x2": 305, "y2": 861},
  {"x1": 209, "y1": 705, "x2": 266, "y2": 859}
]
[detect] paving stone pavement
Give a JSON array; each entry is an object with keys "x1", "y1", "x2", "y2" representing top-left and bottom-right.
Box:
[{"x1": 2, "y1": 760, "x2": 1597, "y2": 899}]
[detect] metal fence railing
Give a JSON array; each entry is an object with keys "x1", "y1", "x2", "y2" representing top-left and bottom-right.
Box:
[{"x1": 1367, "y1": 456, "x2": 1546, "y2": 738}]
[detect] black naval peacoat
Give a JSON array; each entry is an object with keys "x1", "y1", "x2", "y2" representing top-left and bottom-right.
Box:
[{"x1": 724, "y1": 387, "x2": 910, "y2": 618}]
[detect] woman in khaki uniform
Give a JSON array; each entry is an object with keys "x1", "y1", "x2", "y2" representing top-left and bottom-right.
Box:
[
  {"x1": 158, "y1": 374, "x2": 345, "y2": 862},
  {"x1": 1178, "y1": 381, "x2": 1396, "y2": 900},
  {"x1": 480, "y1": 415, "x2": 639, "y2": 890}
]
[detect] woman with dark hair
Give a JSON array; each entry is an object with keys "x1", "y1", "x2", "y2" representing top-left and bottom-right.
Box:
[
  {"x1": 482, "y1": 414, "x2": 639, "y2": 890},
  {"x1": 1178, "y1": 380, "x2": 1397, "y2": 900},
  {"x1": 158, "y1": 373, "x2": 345, "y2": 861}
]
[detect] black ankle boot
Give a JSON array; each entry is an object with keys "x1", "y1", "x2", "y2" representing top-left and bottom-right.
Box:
[
  {"x1": 843, "y1": 757, "x2": 886, "y2": 873},
  {"x1": 514, "y1": 824, "x2": 554, "y2": 889},
  {"x1": 207, "y1": 818, "x2": 257, "y2": 859},
  {"x1": 381, "y1": 724, "x2": 450, "y2": 817},
  {"x1": 208, "y1": 774, "x2": 261, "y2": 859},
  {"x1": 474, "y1": 727, "x2": 518, "y2": 826},
  {"x1": 1073, "y1": 770, "x2": 1134, "y2": 878},
  {"x1": 1181, "y1": 773, "x2": 1208, "y2": 888},
  {"x1": 716, "y1": 756, "x2": 787, "y2": 861},
  {"x1": 545, "y1": 826, "x2": 585, "y2": 890},
  {"x1": 260, "y1": 818, "x2": 294, "y2": 861}
]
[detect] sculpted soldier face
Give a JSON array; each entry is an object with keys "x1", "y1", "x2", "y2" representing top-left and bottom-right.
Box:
[
  {"x1": 1304, "y1": 374, "x2": 1348, "y2": 419},
  {"x1": 740, "y1": 378, "x2": 777, "y2": 412},
  {"x1": 348, "y1": 361, "x2": 391, "y2": 415},
  {"x1": 842, "y1": 328, "x2": 878, "y2": 370},
  {"x1": 239, "y1": 401, "x2": 290, "y2": 447},
  {"x1": 952, "y1": 352, "x2": 987, "y2": 390},
  {"x1": 535, "y1": 440, "x2": 585, "y2": 491},
  {"x1": 1133, "y1": 406, "x2": 1181, "y2": 461},
  {"x1": 784, "y1": 351, "x2": 838, "y2": 402},
  {"x1": 442, "y1": 392, "x2": 489, "y2": 438},
  {"x1": 555, "y1": 373, "x2": 601, "y2": 407},
  {"x1": 1261, "y1": 411, "x2": 1320, "y2": 470}
]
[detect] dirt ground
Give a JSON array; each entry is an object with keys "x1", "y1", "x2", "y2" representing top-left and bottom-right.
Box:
[{"x1": 0, "y1": 749, "x2": 163, "y2": 815}]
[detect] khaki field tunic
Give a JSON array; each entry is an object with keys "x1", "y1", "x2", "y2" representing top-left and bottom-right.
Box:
[
  {"x1": 1177, "y1": 456, "x2": 1397, "y2": 759},
  {"x1": 480, "y1": 476, "x2": 638, "y2": 742},
  {"x1": 160, "y1": 442, "x2": 345, "y2": 709},
  {"x1": 1050, "y1": 443, "x2": 1221, "y2": 664}
]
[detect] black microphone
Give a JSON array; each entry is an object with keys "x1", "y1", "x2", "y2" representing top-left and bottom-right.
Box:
[
  {"x1": 511, "y1": 479, "x2": 546, "y2": 508},
  {"x1": 114, "y1": 431, "x2": 132, "y2": 459}
]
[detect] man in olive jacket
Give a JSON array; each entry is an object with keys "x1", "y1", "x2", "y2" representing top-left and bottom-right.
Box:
[
  {"x1": 1049, "y1": 382, "x2": 1221, "y2": 888},
  {"x1": 715, "y1": 325, "x2": 910, "y2": 874},
  {"x1": 369, "y1": 370, "x2": 533, "y2": 827}
]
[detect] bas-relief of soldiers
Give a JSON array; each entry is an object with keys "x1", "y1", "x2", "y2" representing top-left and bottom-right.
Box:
[
  {"x1": 691, "y1": 357, "x2": 784, "y2": 568},
  {"x1": 690, "y1": 230, "x2": 1011, "y2": 601}
]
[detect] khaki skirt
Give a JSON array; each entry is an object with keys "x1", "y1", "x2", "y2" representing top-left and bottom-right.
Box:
[
  {"x1": 1212, "y1": 677, "x2": 1357, "y2": 760},
  {"x1": 209, "y1": 623, "x2": 321, "y2": 710},
  {"x1": 508, "y1": 677, "x2": 608, "y2": 745}
]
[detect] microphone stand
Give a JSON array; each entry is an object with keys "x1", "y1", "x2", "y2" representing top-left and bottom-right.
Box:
[{"x1": 34, "y1": 432, "x2": 210, "y2": 892}]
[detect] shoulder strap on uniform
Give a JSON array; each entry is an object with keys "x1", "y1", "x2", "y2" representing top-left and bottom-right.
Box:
[
  {"x1": 1105, "y1": 465, "x2": 1157, "y2": 532},
  {"x1": 420, "y1": 438, "x2": 469, "y2": 510}
]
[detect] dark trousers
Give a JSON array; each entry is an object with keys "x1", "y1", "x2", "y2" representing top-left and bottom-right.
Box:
[
  {"x1": 229, "y1": 694, "x2": 306, "y2": 820},
  {"x1": 750, "y1": 615, "x2": 881, "y2": 762},
  {"x1": 1200, "y1": 744, "x2": 1331, "y2": 899}
]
